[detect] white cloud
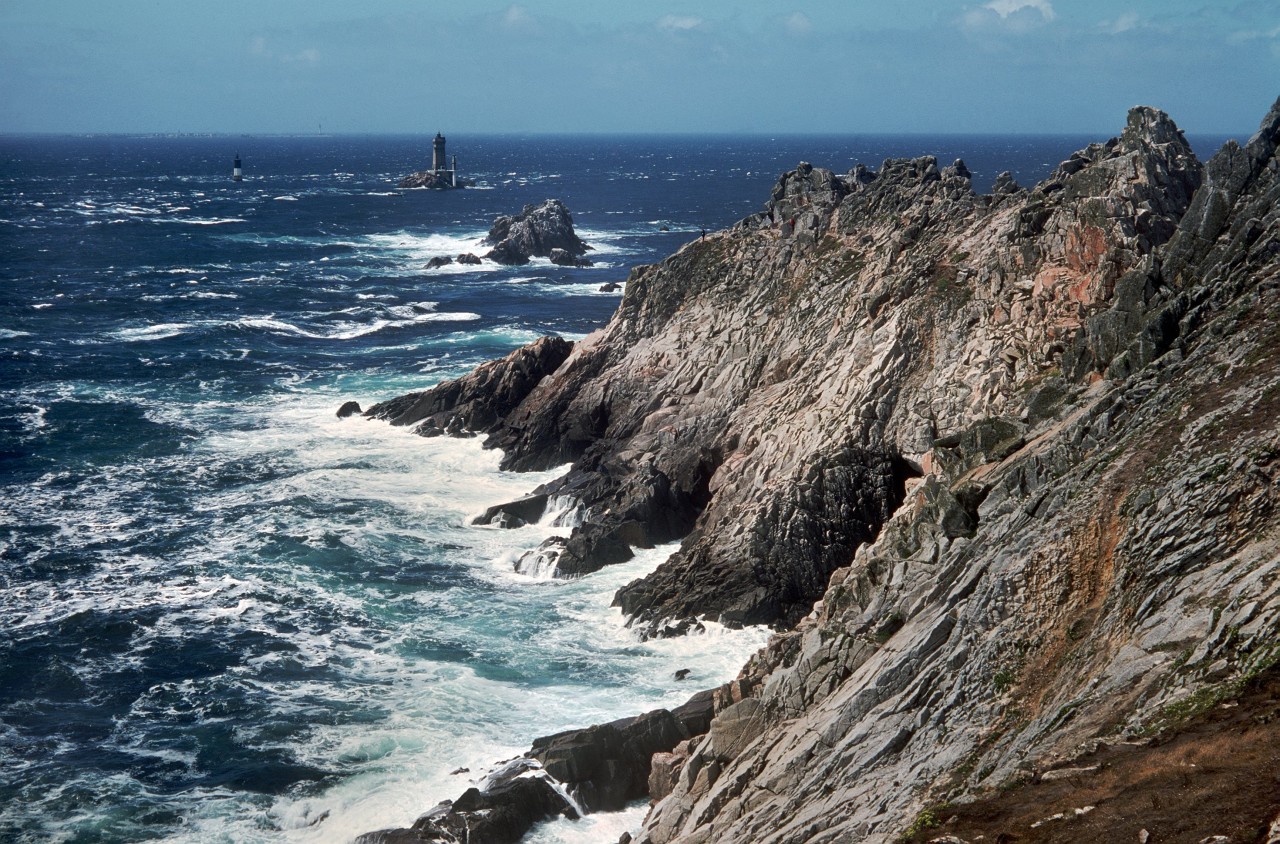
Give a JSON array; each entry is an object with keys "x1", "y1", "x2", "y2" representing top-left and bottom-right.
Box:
[
  {"x1": 1228, "y1": 25, "x2": 1280, "y2": 43},
  {"x1": 658, "y1": 15, "x2": 703, "y2": 32},
  {"x1": 284, "y1": 48, "x2": 320, "y2": 65},
  {"x1": 983, "y1": 0, "x2": 1055, "y2": 21},
  {"x1": 1102, "y1": 12, "x2": 1140, "y2": 34},
  {"x1": 785, "y1": 12, "x2": 813, "y2": 36},
  {"x1": 503, "y1": 5, "x2": 533, "y2": 28}
]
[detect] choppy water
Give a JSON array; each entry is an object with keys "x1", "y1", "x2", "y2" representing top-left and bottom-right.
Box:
[{"x1": 0, "y1": 132, "x2": 1230, "y2": 843}]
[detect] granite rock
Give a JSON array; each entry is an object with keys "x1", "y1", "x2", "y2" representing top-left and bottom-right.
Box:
[{"x1": 484, "y1": 199, "x2": 591, "y2": 265}]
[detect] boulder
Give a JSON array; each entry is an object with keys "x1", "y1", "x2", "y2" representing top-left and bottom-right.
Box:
[
  {"x1": 550, "y1": 247, "x2": 593, "y2": 268},
  {"x1": 456, "y1": 252, "x2": 483, "y2": 265},
  {"x1": 473, "y1": 493, "x2": 550, "y2": 528},
  {"x1": 425, "y1": 256, "x2": 453, "y2": 269},
  {"x1": 336, "y1": 400, "x2": 362, "y2": 419}
]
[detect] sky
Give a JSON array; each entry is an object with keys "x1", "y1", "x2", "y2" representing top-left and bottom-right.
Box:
[{"x1": 1, "y1": 0, "x2": 1277, "y2": 135}]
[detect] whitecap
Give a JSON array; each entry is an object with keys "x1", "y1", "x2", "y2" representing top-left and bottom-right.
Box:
[
  {"x1": 0, "y1": 328, "x2": 33, "y2": 339},
  {"x1": 112, "y1": 323, "x2": 194, "y2": 342},
  {"x1": 235, "y1": 309, "x2": 479, "y2": 341},
  {"x1": 154, "y1": 217, "x2": 247, "y2": 226},
  {"x1": 274, "y1": 195, "x2": 300, "y2": 201}
]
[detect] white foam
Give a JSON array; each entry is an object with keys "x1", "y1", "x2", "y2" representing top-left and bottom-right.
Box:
[
  {"x1": 525, "y1": 806, "x2": 646, "y2": 844},
  {"x1": 112, "y1": 322, "x2": 194, "y2": 342},
  {"x1": 2, "y1": 377, "x2": 768, "y2": 844},
  {"x1": 234, "y1": 309, "x2": 479, "y2": 341},
  {"x1": 0, "y1": 328, "x2": 33, "y2": 339},
  {"x1": 274, "y1": 195, "x2": 300, "y2": 201},
  {"x1": 155, "y1": 217, "x2": 247, "y2": 225}
]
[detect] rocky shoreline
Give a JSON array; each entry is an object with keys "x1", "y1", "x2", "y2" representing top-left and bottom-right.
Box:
[{"x1": 347, "y1": 98, "x2": 1280, "y2": 842}]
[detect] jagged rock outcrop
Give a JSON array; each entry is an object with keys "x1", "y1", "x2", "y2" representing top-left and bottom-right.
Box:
[
  {"x1": 453, "y1": 105, "x2": 1206, "y2": 636},
  {"x1": 364, "y1": 335, "x2": 572, "y2": 437},
  {"x1": 360, "y1": 99, "x2": 1280, "y2": 842},
  {"x1": 483, "y1": 199, "x2": 591, "y2": 265}
]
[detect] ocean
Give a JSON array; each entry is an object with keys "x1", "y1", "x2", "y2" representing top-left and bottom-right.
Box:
[{"x1": 0, "y1": 132, "x2": 1231, "y2": 843}]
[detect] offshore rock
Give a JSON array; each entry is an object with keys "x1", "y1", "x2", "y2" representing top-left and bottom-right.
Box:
[
  {"x1": 484, "y1": 199, "x2": 591, "y2": 265},
  {"x1": 397, "y1": 170, "x2": 476, "y2": 189}
]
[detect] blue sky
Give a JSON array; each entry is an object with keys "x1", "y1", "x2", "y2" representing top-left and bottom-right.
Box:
[{"x1": 1, "y1": 1, "x2": 1276, "y2": 134}]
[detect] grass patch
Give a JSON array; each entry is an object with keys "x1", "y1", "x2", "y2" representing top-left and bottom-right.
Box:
[
  {"x1": 897, "y1": 807, "x2": 942, "y2": 841},
  {"x1": 1140, "y1": 643, "x2": 1280, "y2": 737}
]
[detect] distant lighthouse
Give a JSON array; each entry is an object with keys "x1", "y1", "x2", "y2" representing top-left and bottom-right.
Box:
[
  {"x1": 395, "y1": 133, "x2": 471, "y2": 189},
  {"x1": 432, "y1": 133, "x2": 446, "y2": 173},
  {"x1": 232, "y1": 153, "x2": 243, "y2": 182}
]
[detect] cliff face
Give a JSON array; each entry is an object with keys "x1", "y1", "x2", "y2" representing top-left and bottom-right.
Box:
[{"x1": 365, "y1": 100, "x2": 1280, "y2": 841}]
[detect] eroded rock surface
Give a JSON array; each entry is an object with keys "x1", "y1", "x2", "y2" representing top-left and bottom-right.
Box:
[{"x1": 359, "y1": 99, "x2": 1280, "y2": 842}]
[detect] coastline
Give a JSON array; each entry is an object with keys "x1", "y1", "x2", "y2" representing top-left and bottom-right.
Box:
[{"x1": 351, "y1": 99, "x2": 1280, "y2": 843}]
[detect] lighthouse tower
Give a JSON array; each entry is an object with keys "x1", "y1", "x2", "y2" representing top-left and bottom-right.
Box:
[
  {"x1": 232, "y1": 153, "x2": 243, "y2": 182},
  {"x1": 432, "y1": 133, "x2": 446, "y2": 173}
]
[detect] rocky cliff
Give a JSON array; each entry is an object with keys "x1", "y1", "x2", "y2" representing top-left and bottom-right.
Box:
[{"x1": 358, "y1": 99, "x2": 1280, "y2": 842}]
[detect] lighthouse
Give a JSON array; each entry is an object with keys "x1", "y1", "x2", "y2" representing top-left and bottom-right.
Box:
[
  {"x1": 432, "y1": 133, "x2": 447, "y2": 173},
  {"x1": 396, "y1": 133, "x2": 470, "y2": 189},
  {"x1": 232, "y1": 153, "x2": 243, "y2": 182}
]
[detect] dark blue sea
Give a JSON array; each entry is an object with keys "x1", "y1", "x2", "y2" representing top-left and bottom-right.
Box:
[{"x1": 0, "y1": 132, "x2": 1232, "y2": 843}]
